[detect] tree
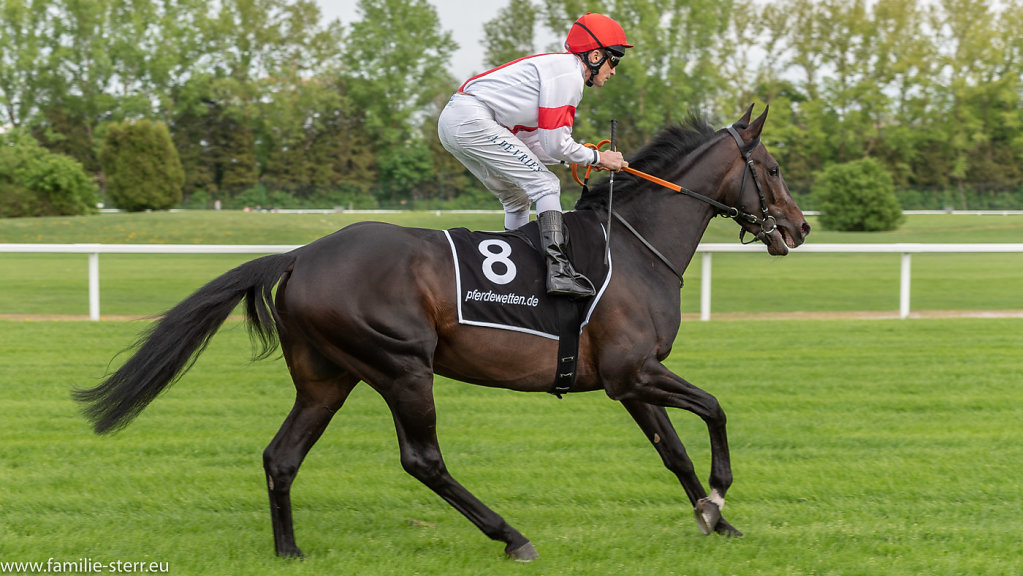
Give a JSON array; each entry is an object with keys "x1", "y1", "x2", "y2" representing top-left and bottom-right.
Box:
[
  {"x1": 6, "y1": 0, "x2": 217, "y2": 172},
  {"x1": 100, "y1": 119, "x2": 184, "y2": 211},
  {"x1": 165, "y1": 0, "x2": 349, "y2": 205},
  {"x1": 482, "y1": 0, "x2": 538, "y2": 68},
  {"x1": 346, "y1": 0, "x2": 457, "y2": 148},
  {"x1": 341, "y1": 0, "x2": 457, "y2": 202},
  {"x1": 30, "y1": 0, "x2": 124, "y2": 171},
  {"x1": 250, "y1": 8, "x2": 371, "y2": 202},
  {"x1": 0, "y1": 0, "x2": 50, "y2": 129},
  {"x1": 861, "y1": 0, "x2": 935, "y2": 188}
]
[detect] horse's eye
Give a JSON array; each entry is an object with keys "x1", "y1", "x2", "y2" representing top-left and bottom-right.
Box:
[{"x1": 768, "y1": 167, "x2": 780, "y2": 177}]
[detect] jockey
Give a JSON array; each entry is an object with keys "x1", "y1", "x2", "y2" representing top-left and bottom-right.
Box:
[{"x1": 438, "y1": 12, "x2": 632, "y2": 299}]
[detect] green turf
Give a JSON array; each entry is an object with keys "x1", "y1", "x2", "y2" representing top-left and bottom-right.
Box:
[{"x1": 0, "y1": 318, "x2": 1020, "y2": 574}]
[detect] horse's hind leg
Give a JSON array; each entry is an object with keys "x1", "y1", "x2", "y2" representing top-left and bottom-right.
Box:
[
  {"x1": 620, "y1": 399, "x2": 742, "y2": 537},
  {"x1": 263, "y1": 361, "x2": 358, "y2": 558},
  {"x1": 379, "y1": 374, "x2": 538, "y2": 561}
]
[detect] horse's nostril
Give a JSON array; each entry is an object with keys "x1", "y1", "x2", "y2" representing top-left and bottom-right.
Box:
[{"x1": 801, "y1": 222, "x2": 811, "y2": 237}]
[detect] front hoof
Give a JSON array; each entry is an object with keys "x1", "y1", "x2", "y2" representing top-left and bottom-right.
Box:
[
  {"x1": 694, "y1": 498, "x2": 722, "y2": 535},
  {"x1": 505, "y1": 541, "x2": 539, "y2": 562}
]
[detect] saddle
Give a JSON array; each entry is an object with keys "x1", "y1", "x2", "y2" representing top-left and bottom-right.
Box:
[{"x1": 443, "y1": 211, "x2": 611, "y2": 395}]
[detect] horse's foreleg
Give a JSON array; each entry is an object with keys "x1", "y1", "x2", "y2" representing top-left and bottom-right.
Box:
[
  {"x1": 607, "y1": 360, "x2": 739, "y2": 536},
  {"x1": 382, "y1": 378, "x2": 537, "y2": 561},
  {"x1": 263, "y1": 376, "x2": 356, "y2": 557},
  {"x1": 620, "y1": 399, "x2": 742, "y2": 537},
  {"x1": 621, "y1": 400, "x2": 705, "y2": 504}
]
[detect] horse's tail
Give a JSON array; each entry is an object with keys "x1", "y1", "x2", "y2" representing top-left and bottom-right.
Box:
[{"x1": 73, "y1": 251, "x2": 298, "y2": 434}]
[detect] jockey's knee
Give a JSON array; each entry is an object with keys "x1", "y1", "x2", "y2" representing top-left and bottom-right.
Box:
[{"x1": 499, "y1": 193, "x2": 531, "y2": 215}]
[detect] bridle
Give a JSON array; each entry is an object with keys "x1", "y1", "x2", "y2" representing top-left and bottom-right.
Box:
[
  {"x1": 574, "y1": 126, "x2": 780, "y2": 286},
  {"x1": 724, "y1": 126, "x2": 777, "y2": 245}
]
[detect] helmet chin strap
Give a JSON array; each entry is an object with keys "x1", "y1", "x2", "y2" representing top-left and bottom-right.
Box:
[{"x1": 582, "y1": 51, "x2": 607, "y2": 87}]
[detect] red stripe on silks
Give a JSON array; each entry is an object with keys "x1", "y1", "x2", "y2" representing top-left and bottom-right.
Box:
[
  {"x1": 458, "y1": 53, "x2": 560, "y2": 93},
  {"x1": 507, "y1": 106, "x2": 575, "y2": 133},
  {"x1": 538, "y1": 105, "x2": 576, "y2": 130}
]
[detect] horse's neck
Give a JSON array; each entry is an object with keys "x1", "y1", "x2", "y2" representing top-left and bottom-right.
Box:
[
  {"x1": 616, "y1": 190, "x2": 717, "y2": 278},
  {"x1": 616, "y1": 143, "x2": 731, "y2": 281}
]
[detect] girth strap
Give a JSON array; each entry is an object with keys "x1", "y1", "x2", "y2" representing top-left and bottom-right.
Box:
[{"x1": 550, "y1": 297, "x2": 586, "y2": 397}]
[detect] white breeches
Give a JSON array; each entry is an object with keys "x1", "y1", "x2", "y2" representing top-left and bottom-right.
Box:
[{"x1": 438, "y1": 93, "x2": 562, "y2": 220}]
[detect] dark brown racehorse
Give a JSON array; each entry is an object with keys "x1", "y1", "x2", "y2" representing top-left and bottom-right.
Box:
[{"x1": 74, "y1": 105, "x2": 809, "y2": 561}]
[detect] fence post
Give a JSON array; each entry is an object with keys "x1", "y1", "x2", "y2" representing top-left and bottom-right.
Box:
[
  {"x1": 700, "y1": 251, "x2": 712, "y2": 321},
  {"x1": 900, "y1": 252, "x2": 911, "y2": 319},
  {"x1": 89, "y1": 252, "x2": 100, "y2": 321}
]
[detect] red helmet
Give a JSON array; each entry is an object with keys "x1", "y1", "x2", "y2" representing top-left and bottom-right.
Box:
[{"x1": 564, "y1": 13, "x2": 633, "y2": 54}]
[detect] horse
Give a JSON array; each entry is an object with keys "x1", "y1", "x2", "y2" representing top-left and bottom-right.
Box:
[{"x1": 74, "y1": 105, "x2": 809, "y2": 561}]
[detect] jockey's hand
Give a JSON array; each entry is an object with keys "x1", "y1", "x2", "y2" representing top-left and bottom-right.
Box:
[{"x1": 596, "y1": 150, "x2": 628, "y2": 172}]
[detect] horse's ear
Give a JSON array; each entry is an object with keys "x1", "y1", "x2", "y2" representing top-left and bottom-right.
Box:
[
  {"x1": 737, "y1": 104, "x2": 755, "y2": 126},
  {"x1": 746, "y1": 105, "x2": 769, "y2": 140}
]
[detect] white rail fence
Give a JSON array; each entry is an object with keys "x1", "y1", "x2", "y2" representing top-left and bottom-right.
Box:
[
  {"x1": 2, "y1": 243, "x2": 1022, "y2": 321},
  {"x1": 694, "y1": 243, "x2": 1023, "y2": 321}
]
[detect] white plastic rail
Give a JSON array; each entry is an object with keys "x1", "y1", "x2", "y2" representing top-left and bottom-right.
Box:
[{"x1": 2, "y1": 242, "x2": 1022, "y2": 321}]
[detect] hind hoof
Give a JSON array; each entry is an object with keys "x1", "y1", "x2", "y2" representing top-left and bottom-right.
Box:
[{"x1": 505, "y1": 541, "x2": 539, "y2": 562}]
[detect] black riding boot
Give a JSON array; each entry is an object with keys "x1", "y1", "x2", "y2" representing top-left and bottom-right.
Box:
[{"x1": 538, "y1": 210, "x2": 595, "y2": 299}]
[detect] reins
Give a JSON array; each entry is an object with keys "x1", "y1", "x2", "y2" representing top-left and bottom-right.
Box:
[
  {"x1": 610, "y1": 210, "x2": 685, "y2": 285},
  {"x1": 575, "y1": 156, "x2": 740, "y2": 219},
  {"x1": 571, "y1": 127, "x2": 778, "y2": 286}
]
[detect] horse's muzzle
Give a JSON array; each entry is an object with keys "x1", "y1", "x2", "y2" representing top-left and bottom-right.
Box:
[{"x1": 766, "y1": 217, "x2": 810, "y2": 255}]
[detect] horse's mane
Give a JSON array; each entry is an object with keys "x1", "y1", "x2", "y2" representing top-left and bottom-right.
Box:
[{"x1": 575, "y1": 113, "x2": 719, "y2": 211}]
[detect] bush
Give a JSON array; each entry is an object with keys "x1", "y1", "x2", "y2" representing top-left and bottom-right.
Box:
[
  {"x1": 0, "y1": 129, "x2": 98, "y2": 218},
  {"x1": 100, "y1": 119, "x2": 184, "y2": 211},
  {"x1": 811, "y1": 158, "x2": 904, "y2": 231}
]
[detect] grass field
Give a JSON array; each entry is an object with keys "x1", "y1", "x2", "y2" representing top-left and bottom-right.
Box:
[
  {"x1": 1, "y1": 211, "x2": 1021, "y2": 574},
  {"x1": 1, "y1": 211, "x2": 1021, "y2": 317},
  {"x1": 0, "y1": 318, "x2": 1020, "y2": 575}
]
